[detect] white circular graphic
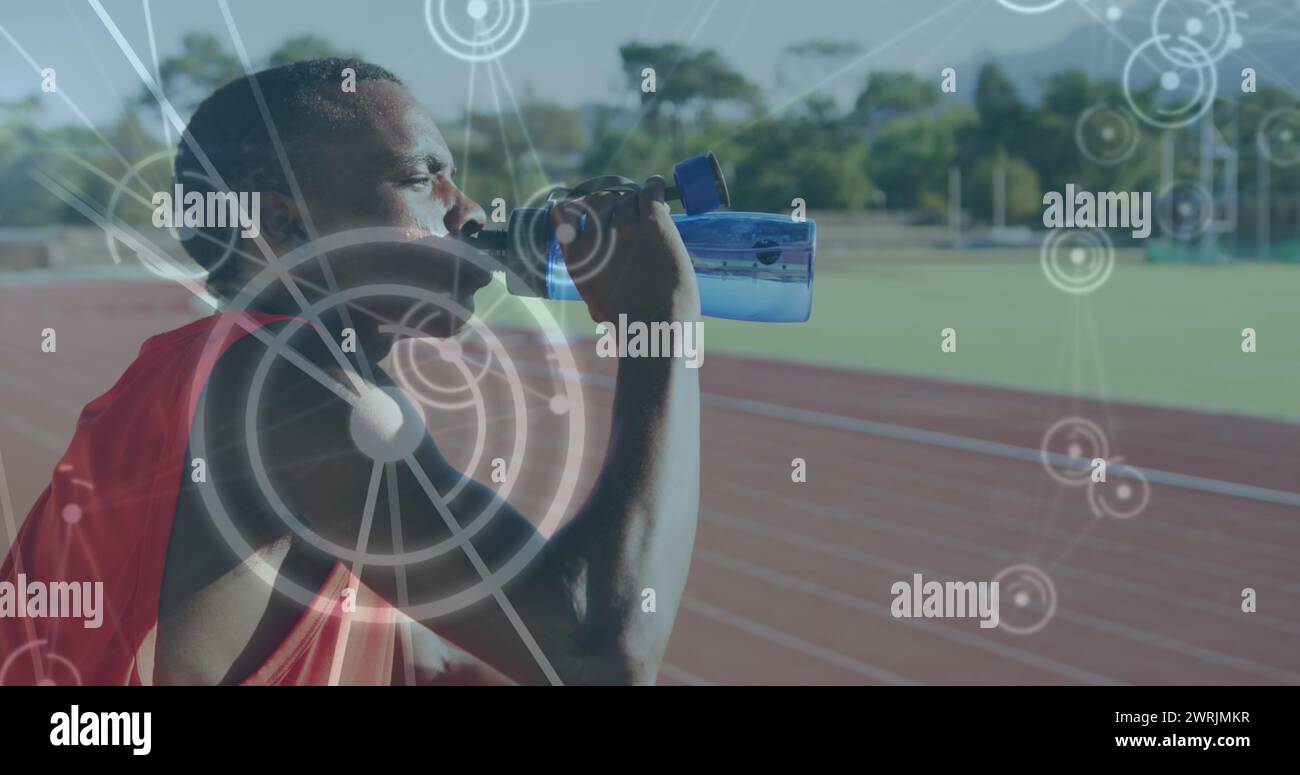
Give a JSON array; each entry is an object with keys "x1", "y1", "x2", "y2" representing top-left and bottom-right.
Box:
[
  {"x1": 1040, "y1": 416, "x2": 1111, "y2": 487},
  {"x1": 1152, "y1": 0, "x2": 1243, "y2": 67},
  {"x1": 995, "y1": 0, "x2": 1068, "y2": 13},
  {"x1": 1155, "y1": 180, "x2": 1215, "y2": 239},
  {"x1": 424, "y1": 0, "x2": 531, "y2": 62},
  {"x1": 1123, "y1": 34, "x2": 1217, "y2": 129},
  {"x1": 1040, "y1": 228, "x2": 1115, "y2": 295},
  {"x1": 190, "y1": 227, "x2": 587, "y2": 622},
  {"x1": 1087, "y1": 461, "x2": 1151, "y2": 519},
  {"x1": 1075, "y1": 105, "x2": 1140, "y2": 166},
  {"x1": 385, "y1": 305, "x2": 501, "y2": 412},
  {"x1": 1257, "y1": 108, "x2": 1300, "y2": 167},
  {"x1": 993, "y1": 564, "x2": 1057, "y2": 635},
  {"x1": 507, "y1": 182, "x2": 623, "y2": 293},
  {"x1": 105, "y1": 150, "x2": 239, "y2": 282},
  {"x1": 0, "y1": 640, "x2": 83, "y2": 686}
]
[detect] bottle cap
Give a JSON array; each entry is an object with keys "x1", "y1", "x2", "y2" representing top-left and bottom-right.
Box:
[{"x1": 672, "y1": 151, "x2": 730, "y2": 215}]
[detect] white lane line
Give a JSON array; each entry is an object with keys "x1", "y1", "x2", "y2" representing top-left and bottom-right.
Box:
[
  {"x1": 681, "y1": 597, "x2": 921, "y2": 685},
  {"x1": 531, "y1": 359, "x2": 1300, "y2": 511},
  {"x1": 705, "y1": 394, "x2": 1300, "y2": 511},
  {"x1": 706, "y1": 509, "x2": 1300, "y2": 684},
  {"x1": 695, "y1": 548, "x2": 1121, "y2": 685},
  {"x1": 658, "y1": 663, "x2": 716, "y2": 687}
]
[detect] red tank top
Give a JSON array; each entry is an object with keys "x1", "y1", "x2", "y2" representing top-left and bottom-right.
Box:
[{"x1": 0, "y1": 312, "x2": 396, "y2": 685}]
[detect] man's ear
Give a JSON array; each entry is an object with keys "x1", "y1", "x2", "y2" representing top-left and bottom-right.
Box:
[{"x1": 258, "y1": 191, "x2": 307, "y2": 252}]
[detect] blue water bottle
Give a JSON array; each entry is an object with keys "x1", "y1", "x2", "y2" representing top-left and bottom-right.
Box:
[{"x1": 466, "y1": 153, "x2": 816, "y2": 323}]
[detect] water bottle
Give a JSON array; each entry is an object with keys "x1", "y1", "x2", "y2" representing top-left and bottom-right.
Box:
[{"x1": 462, "y1": 153, "x2": 816, "y2": 323}]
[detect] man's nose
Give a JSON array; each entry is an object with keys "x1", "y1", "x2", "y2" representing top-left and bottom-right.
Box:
[{"x1": 445, "y1": 189, "x2": 486, "y2": 238}]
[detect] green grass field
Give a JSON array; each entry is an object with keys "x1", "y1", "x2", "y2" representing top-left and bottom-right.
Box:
[{"x1": 510, "y1": 250, "x2": 1300, "y2": 423}]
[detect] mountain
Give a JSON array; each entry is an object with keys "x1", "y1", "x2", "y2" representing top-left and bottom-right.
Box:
[{"x1": 954, "y1": 0, "x2": 1289, "y2": 103}]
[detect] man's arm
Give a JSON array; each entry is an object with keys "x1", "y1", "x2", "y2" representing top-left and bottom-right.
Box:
[{"x1": 246, "y1": 178, "x2": 700, "y2": 685}]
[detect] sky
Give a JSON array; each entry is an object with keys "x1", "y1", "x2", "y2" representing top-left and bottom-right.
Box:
[{"x1": 0, "y1": 0, "x2": 1122, "y2": 127}]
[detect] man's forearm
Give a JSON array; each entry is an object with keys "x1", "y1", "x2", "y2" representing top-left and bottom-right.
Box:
[{"x1": 550, "y1": 343, "x2": 701, "y2": 682}]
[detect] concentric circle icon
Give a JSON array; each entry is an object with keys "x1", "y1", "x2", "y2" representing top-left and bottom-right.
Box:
[
  {"x1": 509, "y1": 182, "x2": 622, "y2": 292},
  {"x1": 1257, "y1": 108, "x2": 1300, "y2": 167},
  {"x1": 189, "y1": 226, "x2": 587, "y2": 623},
  {"x1": 385, "y1": 303, "x2": 502, "y2": 412},
  {"x1": 1040, "y1": 416, "x2": 1111, "y2": 487},
  {"x1": 995, "y1": 0, "x2": 1068, "y2": 13},
  {"x1": 993, "y1": 564, "x2": 1057, "y2": 635},
  {"x1": 424, "y1": 0, "x2": 530, "y2": 62},
  {"x1": 548, "y1": 196, "x2": 621, "y2": 287},
  {"x1": 1152, "y1": 0, "x2": 1243, "y2": 66},
  {"x1": 1075, "y1": 105, "x2": 1140, "y2": 166},
  {"x1": 1040, "y1": 228, "x2": 1115, "y2": 295},
  {"x1": 1087, "y1": 461, "x2": 1151, "y2": 519},
  {"x1": 1155, "y1": 180, "x2": 1215, "y2": 239},
  {"x1": 1123, "y1": 34, "x2": 1217, "y2": 129}
]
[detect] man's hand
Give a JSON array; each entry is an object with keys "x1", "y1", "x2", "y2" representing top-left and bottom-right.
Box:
[{"x1": 549, "y1": 176, "x2": 700, "y2": 324}]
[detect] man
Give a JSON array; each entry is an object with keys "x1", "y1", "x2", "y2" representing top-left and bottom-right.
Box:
[{"x1": 0, "y1": 59, "x2": 700, "y2": 685}]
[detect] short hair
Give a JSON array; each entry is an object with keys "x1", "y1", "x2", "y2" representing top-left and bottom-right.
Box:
[{"x1": 174, "y1": 58, "x2": 402, "y2": 295}]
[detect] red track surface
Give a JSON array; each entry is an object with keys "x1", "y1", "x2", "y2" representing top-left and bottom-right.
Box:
[{"x1": 2, "y1": 279, "x2": 1298, "y2": 685}]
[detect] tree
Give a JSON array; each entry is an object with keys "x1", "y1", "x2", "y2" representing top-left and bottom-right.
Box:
[
  {"x1": 147, "y1": 33, "x2": 243, "y2": 115},
  {"x1": 973, "y1": 62, "x2": 1024, "y2": 151},
  {"x1": 777, "y1": 40, "x2": 862, "y2": 118},
  {"x1": 267, "y1": 35, "x2": 358, "y2": 67},
  {"x1": 731, "y1": 117, "x2": 876, "y2": 212},
  {"x1": 866, "y1": 107, "x2": 974, "y2": 214},
  {"x1": 963, "y1": 152, "x2": 1042, "y2": 225},
  {"x1": 142, "y1": 33, "x2": 356, "y2": 120},
  {"x1": 853, "y1": 71, "x2": 940, "y2": 133},
  {"x1": 619, "y1": 42, "x2": 760, "y2": 154}
]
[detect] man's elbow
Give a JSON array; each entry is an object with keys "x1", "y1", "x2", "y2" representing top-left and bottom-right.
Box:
[{"x1": 565, "y1": 643, "x2": 662, "y2": 686}]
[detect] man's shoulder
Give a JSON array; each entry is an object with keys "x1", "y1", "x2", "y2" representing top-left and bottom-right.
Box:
[
  {"x1": 199, "y1": 317, "x2": 422, "y2": 494},
  {"x1": 201, "y1": 313, "x2": 348, "y2": 399}
]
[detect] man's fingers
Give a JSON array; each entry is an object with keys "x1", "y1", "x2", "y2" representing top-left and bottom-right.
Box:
[
  {"x1": 549, "y1": 199, "x2": 582, "y2": 232},
  {"x1": 641, "y1": 175, "x2": 668, "y2": 203},
  {"x1": 639, "y1": 175, "x2": 669, "y2": 224}
]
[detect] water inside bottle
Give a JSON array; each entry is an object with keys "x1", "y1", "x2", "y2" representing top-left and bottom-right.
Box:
[{"x1": 546, "y1": 212, "x2": 815, "y2": 322}]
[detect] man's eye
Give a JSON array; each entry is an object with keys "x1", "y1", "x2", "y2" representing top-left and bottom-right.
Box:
[{"x1": 402, "y1": 176, "x2": 433, "y2": 187}]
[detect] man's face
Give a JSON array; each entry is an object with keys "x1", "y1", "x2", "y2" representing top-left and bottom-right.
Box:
[{"x1": 274, "y1": 80, "x2": 490, "y2": 339}]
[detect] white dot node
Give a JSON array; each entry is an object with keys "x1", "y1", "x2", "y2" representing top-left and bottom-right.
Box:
[
  {"x1": 61, "y1": 504, "x2": 82, "y2": 524},
  {"x1": 437, "y1": 340, "x2": 464, "y2": 362},
  {"x1": 349, "y1": 385, "x2": 428, "y2": 463}
]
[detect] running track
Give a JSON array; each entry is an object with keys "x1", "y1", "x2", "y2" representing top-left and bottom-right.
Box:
[{"x1": 2, "y1": 278, "x2": 1298, "y2": 685}]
